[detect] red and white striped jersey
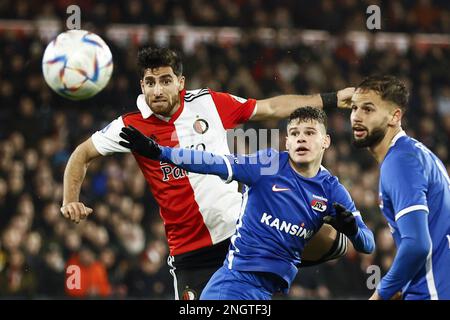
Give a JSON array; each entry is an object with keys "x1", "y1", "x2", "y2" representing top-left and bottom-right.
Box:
[{"x1": 91, "y1": 89, "x2": 257, "y2": 255}]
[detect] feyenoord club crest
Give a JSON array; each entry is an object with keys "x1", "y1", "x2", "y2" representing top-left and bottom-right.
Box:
[
  {"x1": 193, "y1": 118, "x2": 209, "y2": 134},
  {"x1": 181, "y1": 288, "x2": 197, "y2": 300}
]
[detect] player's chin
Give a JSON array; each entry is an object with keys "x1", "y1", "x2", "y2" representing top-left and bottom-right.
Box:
[
  {"x1": 291, "y1": 153, "x2": 312, "y2": 164},
  {"x1": 150, "y1": 102, "x2": 170, "y2": 114}
]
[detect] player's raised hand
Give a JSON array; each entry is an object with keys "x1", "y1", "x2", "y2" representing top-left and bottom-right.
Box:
[
  {"x1": 323, "y1": 202, "x2": 358, "y2": 237},
  {"x1": 119, "y1": 125, "x2": 162, "y2": 160},
  {"x1": 61, "y1": 202, "x2": 93, "y2": 224},
  {"x1": 337, "y1": 87, "x2": 355, "y2": 109}
]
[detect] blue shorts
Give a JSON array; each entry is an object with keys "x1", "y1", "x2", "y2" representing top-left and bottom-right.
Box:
[{"x1": 200, "y1": 266, "x2": 284, "y2": 300}]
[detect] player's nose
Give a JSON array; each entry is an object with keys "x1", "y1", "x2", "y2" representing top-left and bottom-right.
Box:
[
  {"x1": 350, "y1": 110, "x2": 362, "y2": 124},
  {"x1": 153, "y1": 82, "x2": 163, "y2": 96}
]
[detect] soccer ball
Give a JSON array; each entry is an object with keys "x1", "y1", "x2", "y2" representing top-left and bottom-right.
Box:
[{"x1": 42, "y1": 30, "x2": 113, "y2": 100}]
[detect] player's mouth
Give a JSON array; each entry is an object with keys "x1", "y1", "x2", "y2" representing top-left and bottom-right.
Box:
[
  {"x1": 295, "y1": 146, "x2": 310, "y2": 156},
  {"x1": 352, "y1": 126, "x2": 367, "y2": 139}
]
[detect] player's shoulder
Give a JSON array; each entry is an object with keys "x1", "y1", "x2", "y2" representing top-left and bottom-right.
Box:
[
  {"x1": 121, "y1": 110, "x2": 142, "y2": 121},
  {"x1": 391, "y1": 134, "x2": 418, "y2": 153},
  {"x1": 318, "y1": 166, "x2": 346, "y2": 190},
  {"x1": 318, "y1": 165, "x2": 336, "y2": 180},
  {"x1": 384, "y1": 135, "x2": 420, "y2": 166},
  {"x1": 184, "y1": 88, "x2": 211, "y2": 102}
]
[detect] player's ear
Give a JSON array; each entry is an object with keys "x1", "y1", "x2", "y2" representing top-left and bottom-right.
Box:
[
  {"x1": 285, "y1": 135, "x2": 289, "y2": 150},
  {"x1": 389, "y1": 108, "x2": 402, "y2": 126},
  {"x1": 140, "y1": 79, "x2": 145, "y2": 94},
  {"x1": 323, "y1": 134, "x2": 331, "y2": 150},
  {"x1": 178, "y1": 75, "x2": 185, "y2": 92}
]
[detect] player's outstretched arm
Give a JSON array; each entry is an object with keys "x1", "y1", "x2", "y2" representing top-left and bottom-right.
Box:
[
  {"x1": 251, "y1": 87, "x2": 354, "y2": 121},
  {"x1": 61, "y1": 138, "x2": 101, "y2": 224},
  {"x1": 119, "y1": 126, "x2": 265, "y2": 185}
]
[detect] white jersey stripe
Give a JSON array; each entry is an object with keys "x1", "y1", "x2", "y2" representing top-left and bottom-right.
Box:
[
  {"x1": 352, "y1": 211, "x2": 361, "y2": 217},
  {"x1": 425, "y1": 243, "x2": 439, "y2": 300},
  {"x1": 220, "y1": 155, "x2": 233, "y2": 183},
  {"x1": 228, "y1": 189, "x2": 249, "y2": 269},
  {"x1": 167, "y1": 256, "x2": 179, "y2": 300},
  {"x1": 395, "y1": 205, "x2": 429, "y2": 221}
]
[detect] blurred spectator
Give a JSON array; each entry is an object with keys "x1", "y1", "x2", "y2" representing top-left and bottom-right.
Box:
[
  {"x1": 65, "y1": 246, "x2": 111, "y2": 298},
  {"x1": 0, "y1": 0, "x2": 446, "y2": 32},
  {"x1": 38, "y1": 243, "x2": 65, "y2": 297},
  {"x1": 124, "y1": 240, "x2": 172, "y2": 299},
  {"x1": 0, "y1": 249, "x2": 37, "y2": 298}
]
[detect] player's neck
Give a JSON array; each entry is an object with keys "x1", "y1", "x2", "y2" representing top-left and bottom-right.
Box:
[
  {"x1": 169, "y1": 101, "x2": 182, "y2": 116},
  {"x1": 370, "y1": 127, "x2": 403, "y2": 163},
  {"x1": 289, "y1": 158, "x2": 321, "y2": 178}
]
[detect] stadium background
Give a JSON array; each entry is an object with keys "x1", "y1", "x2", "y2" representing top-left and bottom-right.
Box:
[{"x1": 0, "y1": 0, "x2": 449, "y2": 299}]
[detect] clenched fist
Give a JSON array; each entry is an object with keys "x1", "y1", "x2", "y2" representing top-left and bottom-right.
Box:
[
  {"x1": 60, "y1": 202, "x2": 93, "y2": 224},
  {"x1": 337, "y1": 87, "x2": 355, "y2": 109}
]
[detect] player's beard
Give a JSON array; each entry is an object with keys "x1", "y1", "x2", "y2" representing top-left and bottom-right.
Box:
[
  {"x1": 352, "y1": 125, "x2": 387, "y2": 148},
  {"x1": 147, "y1": 92, "x2": 181, "y2": 117}
]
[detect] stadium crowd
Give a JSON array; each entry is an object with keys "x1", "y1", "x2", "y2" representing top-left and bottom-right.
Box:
[
  {"x1": 1, "y1": 0, "x2": 450, "y2": 33},
  {"x1": 0, "y1": 1, "x2": 449, "y2": 300}
]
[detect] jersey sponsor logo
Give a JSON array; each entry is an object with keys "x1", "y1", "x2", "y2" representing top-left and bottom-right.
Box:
[
  {"x1": 193, "y1": 118, "x2": 209, "y2": 134},
  {"x1": 260, "y1": 212, "x2": 314, "y2": 239},
  {"x1": 272, "y1": 185, "x2": 290, "y2": 192},
  {"x1": 160, "y1": 161, "x2": 188, "y2": 181},
  {"x1": 311, "y1": 199, "x2": 327, "y2": 212},
  {"x1": 312, "y1": 194, "x2": 328, "y2": 202}
]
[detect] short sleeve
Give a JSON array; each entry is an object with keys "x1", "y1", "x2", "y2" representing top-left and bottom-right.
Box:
[
  {"x1": 91, "y1": 116, "x2": 130, "y2": 155},
  {"x1": 209, "y1": 89, "x2": 257, "y2": 129},
  {"x1": 381, "y1": 152, "x2": 428, "y2": 221}
]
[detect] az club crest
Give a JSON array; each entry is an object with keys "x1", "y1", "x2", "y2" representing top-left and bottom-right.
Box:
[{"x1": 311, "y1": 199, "x2": 327, "y2": 212}]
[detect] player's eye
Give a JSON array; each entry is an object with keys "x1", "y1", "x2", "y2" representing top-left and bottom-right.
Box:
[
  {"x1": 291, "y1": 131, "x2": 299, "y2": 137},
  {"x1": 162, "y1": 79, "x2": 172, "y2": 85},
  {"x1": 351, "y1": 104, "x2": 357, "y2": 111},
  {"x1": 146, "y1": 81, "x2": 155, "y2": 87}
]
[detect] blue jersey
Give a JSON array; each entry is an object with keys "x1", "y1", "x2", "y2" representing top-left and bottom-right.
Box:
[
  {"x1": 222, "y1": 148, "x2": 373, "y2": 289},
  {"x1": 160, "y1": 146, "x2": 374, "y2": 294},
  {"x1": 379, "y1": 132, "x2": 450, "y2": 299}
]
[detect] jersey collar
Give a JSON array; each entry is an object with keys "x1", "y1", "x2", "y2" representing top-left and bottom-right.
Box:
[
  {"x1": 389, "y1": 130, "x2": 407, "y2": 148},
  {"x1": 136, "y1": 90, "x2": 186, "y2": 122}
]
